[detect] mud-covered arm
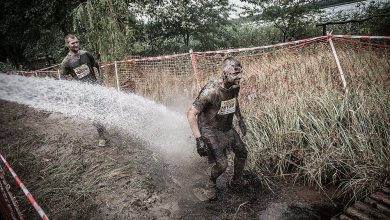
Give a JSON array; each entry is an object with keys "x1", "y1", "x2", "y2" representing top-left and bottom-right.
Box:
[
  {"x1": 59, "y1": 62, "x2": 71, "y2": 80},
  {"x1": 188, "y1": 105, "x2": 211, "y2": 157},
  {"x1": 87, "y1": 52, "x2": 104, "y2": 83},
  {"x1": 187, "y1": 85, "x2": 212, "y2": 138},
  {"x1": 188, "y1": 84, "x2": 215, "y2": 156},
  {"x1": 187, "y1": 106, "x2": 201, "y2": 138},
  {"x1": 234, "y1": 98, "x2": 244, "y2": 121},
  {"x1": 235, "y1": 96, "x2": 247, "y2": 136}
]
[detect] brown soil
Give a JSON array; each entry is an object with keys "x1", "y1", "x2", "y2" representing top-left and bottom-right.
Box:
[{"x1": 0, "y1": 99, "x2": 341, "y2": 219}]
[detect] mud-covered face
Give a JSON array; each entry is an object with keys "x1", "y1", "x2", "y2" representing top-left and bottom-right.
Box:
[
  {"x1": 222, "y1": 61, "x2": 242, "y2": 87},
  {"x1": 66, "y1": 37, "x2": 80, "y2": 53}
]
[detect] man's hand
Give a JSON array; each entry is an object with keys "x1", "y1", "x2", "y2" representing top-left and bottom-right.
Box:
[
  {"x1": 239, "y1": 120, "x2": 247, "y2": 136},
  {"x1": 196, "y1": 136, "x2": 209, "y2": 157}
]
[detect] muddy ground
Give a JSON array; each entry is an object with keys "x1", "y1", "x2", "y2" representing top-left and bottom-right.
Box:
[{"x1": 0, "y1": 99, "x2": 341, "y2": 219}]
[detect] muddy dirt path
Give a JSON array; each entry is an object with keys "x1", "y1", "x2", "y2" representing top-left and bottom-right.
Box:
[{"x1": 0, "y1": 100, "x2": 339, "y2": 219}]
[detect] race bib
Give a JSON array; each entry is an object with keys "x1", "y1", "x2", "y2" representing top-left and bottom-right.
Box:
[
  {"x1": 74, "y1": 64, "x2": 90, "y2": 79},
  {"x1": 218, "y1": 98, "x2": 236, "y2": 115}
]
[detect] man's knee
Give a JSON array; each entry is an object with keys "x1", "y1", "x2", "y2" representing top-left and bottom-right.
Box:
[
  {"x1": 235, "y1": 144, "x2": 248, "y2": 161},
  {"x1": 214, "y1": 159, "x2": 228, "y2": 173},
  {"x1": 240, "y1": 147, "x2": 248, "y2": 160}
]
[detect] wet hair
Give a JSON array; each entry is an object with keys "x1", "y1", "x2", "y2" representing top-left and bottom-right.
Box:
[
  {"x1": 221, "y1": 57, "x2": 242, "y2": 79},
  {"x1": 64, "y1": 34, "x2": 77, "y2": 45}
]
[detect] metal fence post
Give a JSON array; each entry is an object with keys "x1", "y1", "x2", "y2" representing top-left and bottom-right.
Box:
[{"x1": 327, "y1": 33, "x2": 348, "y2": 92}]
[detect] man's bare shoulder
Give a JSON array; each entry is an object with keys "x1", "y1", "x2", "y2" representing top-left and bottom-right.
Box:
[
  {"x1": 61, "y1": 54, "x2": 71, "y2": 66},
  {"x1": 200, "y1": 80, "x2": 219, "y2": 95},
  {"x1": 78, "y1": 50, "x2": 88, "y2": 55},
  {"x1": 193, "y1": 80, "x2": 219, "y2": 109}
]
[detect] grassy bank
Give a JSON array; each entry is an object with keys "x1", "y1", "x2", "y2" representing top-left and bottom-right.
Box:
[{"x1": 243, "y1": 87, "x2": 390, "y2": 201}]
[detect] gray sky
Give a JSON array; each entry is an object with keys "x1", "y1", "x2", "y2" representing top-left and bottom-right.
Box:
[
  {"x1": 230, "y1": 0, "x2": 246, "y2": 6},
  {"x1": 229, "y1": 0, "x2": 252, "y2": 18}
]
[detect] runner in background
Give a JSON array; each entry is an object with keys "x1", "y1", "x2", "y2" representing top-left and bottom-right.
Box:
[
  {"x1": 60, "y1": 34, "x2": 108, "y2": 147},
  {"x1": 187, "y1": 57, "x2": 248, "y2": 201}
]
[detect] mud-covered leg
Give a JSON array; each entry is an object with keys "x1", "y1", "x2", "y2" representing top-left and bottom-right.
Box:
[
  {"x1": 206, "y1": 136, "x2": 228, "y2": 200},
  {"x1": 93, "y1": 121, "x2": 108, "y2": 146},
  {"x1": 207, "y1": 157, "x2": 227, "y2": 201},
  {"x1": 193, "y1": 142, "x2": 228, "y2": 201},
  {"x1": 208, "y1": 135, "x2": 228, "y2": 184},
  {"x1": 231, "y1": 129, "x2": 248, "y2": 186},
  {"x1": 233, "y1": 154, "x2": 247, "y2": 181},
  {"x1": 210, "y1": 158, "x2": 228, "y2": 184}
]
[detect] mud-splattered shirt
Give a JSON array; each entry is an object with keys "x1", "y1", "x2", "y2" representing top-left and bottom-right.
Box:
[
  {"x1": 193, "y1": 80, "x2": 240, "y2": 134},
  {"x1": 60, "y1": 50, "x2": 99, "y2": 84}
]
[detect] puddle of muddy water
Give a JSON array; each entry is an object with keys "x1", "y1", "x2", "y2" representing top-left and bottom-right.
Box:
[{"x1": 259, "y1": 202, "x2": 340, "y2": 220}]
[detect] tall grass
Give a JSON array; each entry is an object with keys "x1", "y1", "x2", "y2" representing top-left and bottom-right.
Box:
[
  {"x1": 244, "y1": 87, "x2": 390, "y2": 200},
  {"x1": 238, "y1": 39, "x2": 390, "y2": 201}
]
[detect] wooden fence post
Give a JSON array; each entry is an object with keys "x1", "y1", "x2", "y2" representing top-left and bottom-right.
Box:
[
  {"x1": 114, "y1": 61, "x2": 121, "y2": 92},
  {"x1": 189, "y1": 49, "x2": 201, "y2": 91}
]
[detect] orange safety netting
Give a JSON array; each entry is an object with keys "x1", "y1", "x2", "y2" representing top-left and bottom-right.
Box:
[{"x1": 12, "y1": 35, "x2": 390, "y2": 110}]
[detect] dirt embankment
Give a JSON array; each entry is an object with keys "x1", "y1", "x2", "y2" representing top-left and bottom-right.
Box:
[{"x1": 0, "y1": 100, "x2": 340, "y2": 219}]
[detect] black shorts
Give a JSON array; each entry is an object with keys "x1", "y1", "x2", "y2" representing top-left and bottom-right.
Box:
[{"x1": 202, "y1": 129, "x2": 247, "y2": 164}]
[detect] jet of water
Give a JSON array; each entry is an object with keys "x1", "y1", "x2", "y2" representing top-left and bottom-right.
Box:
[{"x1": 0, "y1": 74, "x2": 196, "y2": 160}]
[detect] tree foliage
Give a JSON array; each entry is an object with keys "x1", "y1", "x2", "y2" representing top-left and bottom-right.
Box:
[
  {"x1": 132, "y1": 0, "x2": 232, "y2": 54},
  {"x1": 241, "y1": 0, "x2": 321, "y2": 41},
  {"x1": 349, "y1": 1, "x2": 390, "y2": 36},
  {"x1": 363, "y1": 2, "x2": 390, "y2": 36},
  {"x1": 72, "y1": 0, "x2": 138, "y2": 61},
  {"x1": 0, "y1": 0, "x2": 85, "y2": 68},
  {"x1": 1, "y1": 0, "x2": 389, "y2": 69},
  {"x1": 226, "y1": 20, "x2": 283, "y2": 48},
  {"x1": 315, "y1": 1, "x2": 390, "y2": 36}
]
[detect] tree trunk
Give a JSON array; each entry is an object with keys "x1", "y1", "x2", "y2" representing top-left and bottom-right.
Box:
[{"x1": 184, "y1": 33, "x2": 190, "y2": 47}]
